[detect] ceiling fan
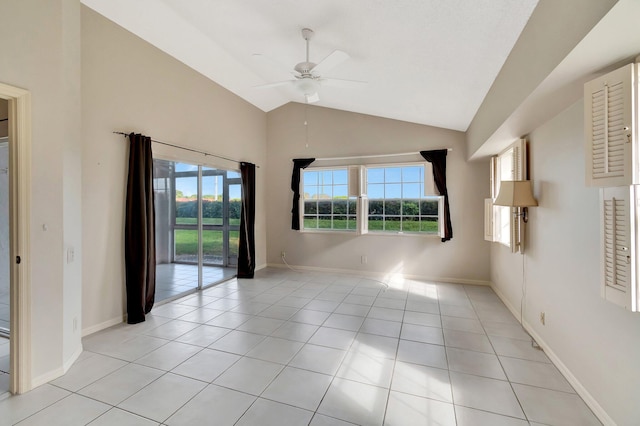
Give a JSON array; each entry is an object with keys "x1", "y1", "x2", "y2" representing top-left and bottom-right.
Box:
[{"x1": 254, "y1": 28, "x2": 366, "y2": 103}]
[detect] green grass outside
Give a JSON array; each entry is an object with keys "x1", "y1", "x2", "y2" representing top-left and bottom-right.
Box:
[{"x1": 174, "y1": 229, "x2": 239, "y2": 256}]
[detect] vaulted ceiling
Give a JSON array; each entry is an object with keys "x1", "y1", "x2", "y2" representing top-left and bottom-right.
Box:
[{"x1": 81, "y1": 0, "x2": 539, "y2": 131}]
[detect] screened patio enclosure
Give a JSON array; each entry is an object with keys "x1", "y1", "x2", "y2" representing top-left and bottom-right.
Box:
[{"x1": 154, "y1": 159, "x2": 239, "y2": 301}]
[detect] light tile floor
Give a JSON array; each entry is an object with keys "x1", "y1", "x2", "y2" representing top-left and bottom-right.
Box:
[
  {"x1": 155, "y1": 263, "x2": 236, "y2": 302},
  {"x1": 0, "y1": 264, "x2": 235, "y2": 397},
  {"x1": 0, "y1": 268, "x2": 602, "y2": 425}
]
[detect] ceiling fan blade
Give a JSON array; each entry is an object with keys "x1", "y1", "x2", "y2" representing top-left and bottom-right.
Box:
[
  {"x1": 312, "y1": 50, "x2": 349, "y2": 75},
  {"x1": 321, "y1": 78, "x2": 368, "y2": 89},
  {"x1": 252, "y1": 53, "x2": 296, "y2": 78},
  {"x1": 305, "y1": 92, "x2": 320, "y2": 103},
  {"x1": 254, "y1": 80, "x2": 294, "y2": 89}
]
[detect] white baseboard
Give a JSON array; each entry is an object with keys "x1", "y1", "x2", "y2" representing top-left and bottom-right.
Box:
[
  {"x1": 489, "y1": 282, "x2": 521, "y2": 320},
  {"x1": 490, "y1": 283, "x2": 616, "y2": 426},
  {"x1": 31, "y1": 343, "x2": 83, "y2": 389},
  {"x1": 31, "y1": 367, "x2": 64, "y2": 390},
  {"x1": 82, "y1": 316, "x2": 123, "y2": 337},
  {"x1": 266, "y1": 262, "x2": 490, "y2": 286},
  {"x1": 62, "y1": 344, "x2": 84, "y2": 373}
]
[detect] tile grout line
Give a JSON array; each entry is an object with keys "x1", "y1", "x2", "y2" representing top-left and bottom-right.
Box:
[{"x1": 464, "y1": 283, "x2": 530, "y2": 423}]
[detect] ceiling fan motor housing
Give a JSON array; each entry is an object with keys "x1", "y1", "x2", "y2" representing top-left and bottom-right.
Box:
[{"x1": 294, "y1": 61, "x2": 316, "y2": 75}]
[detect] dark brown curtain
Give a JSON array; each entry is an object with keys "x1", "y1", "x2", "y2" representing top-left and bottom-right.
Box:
[
  {"x1": 125, "y1": 133, "x2": 156, "y2": 323},
  {"x1": 420, "y1": 149, "x2": 453, "y2": 242},
  {"x1": 238, "y1": 162, "x2": 256, "y2": 278},
  {"x1": 291, "y1": 158, "x2": 315, "y2": 230}
]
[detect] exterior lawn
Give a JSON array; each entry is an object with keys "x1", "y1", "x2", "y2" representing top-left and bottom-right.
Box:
[{"x1": 174, "y1": 229, "x2": 239, "y2": 257}]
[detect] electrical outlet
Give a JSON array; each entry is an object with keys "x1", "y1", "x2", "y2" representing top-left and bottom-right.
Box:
[
  {"x1": 361, "y1": 255, "x2": 367, "y2": 264},
  {"x1": 540, "y1": 312, "x2": 545, "y2": 325},
  {"x1": 281, "y1": 251, "x2": 286, "y2": 258},
  {"x1": 67, "y1": 247, "x2": 74, "y2": 264}
]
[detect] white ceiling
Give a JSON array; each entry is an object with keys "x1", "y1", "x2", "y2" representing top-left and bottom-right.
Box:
[{"x1": 82, "y1": 0, "x2": 538, "y2": 131}]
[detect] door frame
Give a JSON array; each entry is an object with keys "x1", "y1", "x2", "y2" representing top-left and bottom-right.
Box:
[{"x1": 0, "y1": 82, "x2": 32, "y2": 394}]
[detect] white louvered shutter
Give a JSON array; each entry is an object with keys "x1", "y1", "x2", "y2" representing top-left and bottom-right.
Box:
[
  {"x1": 585, "y1": 64, "x2": 635, "y2": 187},
  {"x1": 484, "y1": 198, "x2": 495, "y2": 242},
  {"x1": 600, "y1": 186, "x2": 639, "y2": 311},
  {"x1": 510, "y1": 140, "x2": 526, "y2": 253},
  {"x1": 490, "y1": 157, "x2": 498, "y2": 199}
]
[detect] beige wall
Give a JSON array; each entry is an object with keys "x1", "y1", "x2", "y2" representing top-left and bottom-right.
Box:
[
  {"x1": 81, "y1": 6, "x2": 267, "y2": 333},
  {"x1": 472, "y1": 1, "x2": 640, "y2": 423},
  {"x1": 266, "y1": 103, "x2": 490, "y2": 283},
  {"x1": 491, "y1": 100, "x2": 640, "y2": 425},
  {"x1": 0, "y1": 0, "x2": 82, "y2": 385}
]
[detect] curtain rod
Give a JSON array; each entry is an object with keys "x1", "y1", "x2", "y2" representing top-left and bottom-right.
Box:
[
  {"x1": 312, "y1": 149, "x2": 453, "y2": 162},
  {"x1": 113, "y1": 131, "x2": 259, "y2": 168}
]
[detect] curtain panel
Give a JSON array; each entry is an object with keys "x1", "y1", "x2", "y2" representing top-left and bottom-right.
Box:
[
  {"x1": 125, "y1": 133, "x2": 156, "y2": 324},
  {"x1": 420, "y1": 149, "x2": 453, "y2": 242},
  {"x1": 290, "y1": 158, "x2": 315, "y2": 230},
  {"x1": 238, "y1": 162, "x2": 256, "y2": 278}
]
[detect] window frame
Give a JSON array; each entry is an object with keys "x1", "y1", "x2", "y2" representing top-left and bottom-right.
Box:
[
  {"x1": 300, "y1": 166, "x2": 358, "y2": 232},
  {"x1": 365, "y1": 162, "x2": 443, "y2": 236},
  {"x1": 299, "y1": 162, "x2": 444, "y2": 237}
]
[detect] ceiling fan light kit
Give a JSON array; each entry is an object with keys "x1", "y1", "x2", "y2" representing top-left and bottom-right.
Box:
[{"x1": 296, "y1": 77, "x2": 319, "y2": 95}]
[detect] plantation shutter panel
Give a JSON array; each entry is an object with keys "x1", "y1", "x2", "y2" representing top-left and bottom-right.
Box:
[
  {"x1": 585, "y1": 64, "x2": 635, "y2": 187},
  {"x1": 601, "y1": 186, "x2": 639, "y2": 311},
  {"x1": 484, "y1": 198, "x2": 495, "y2": 242},
  {"x1": 484, "y1": 159, "x2": 496, "y2": 243},
  {"x1": 490, "y1": 157, "x2": 498, "y2": 199},
  {"x1": 510, "y1": 140, "x2": 526, "y2": 253}
]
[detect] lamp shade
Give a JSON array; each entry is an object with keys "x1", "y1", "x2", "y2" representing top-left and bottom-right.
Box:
[{"x1": 494, "y1": 180, "x2": 538, "y2": 207}]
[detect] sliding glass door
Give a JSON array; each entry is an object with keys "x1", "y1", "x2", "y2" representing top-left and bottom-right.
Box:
[
  {"x1": 154, "y1": 159, "x2": 238, "y2": 301},
  {"x1": 201, "y1": 167, "x2": 240, "y2": 267}
]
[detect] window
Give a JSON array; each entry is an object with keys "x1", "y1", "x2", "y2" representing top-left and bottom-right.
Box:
[
  {"x1": 367, "y1": 165, "x2": 441, "y2": 234},
  {"x1": 486, "y1": 140, "x2": 526, "y2": 252},
  {"x1": 301, "y1": 163, "x2": 443, "y2": 236},
  {"x1": 302, "y1": 168, "x2": 357, "y2": 231}
]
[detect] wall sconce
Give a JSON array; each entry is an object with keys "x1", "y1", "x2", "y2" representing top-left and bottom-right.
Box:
[{"x1": 494, "y1": 180, "x2": 538, "y2": 222}]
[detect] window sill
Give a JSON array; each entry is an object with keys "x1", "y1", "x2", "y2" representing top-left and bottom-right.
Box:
[
  {"x1": 299, "y1": 229, "x2": 441, "y2": 238},
  {"x1": 366, "y1": 231, "x2": 441, "y2": 238},
  {"x1": 300, "y1": 229, "x2": 356, "y2": 235}
]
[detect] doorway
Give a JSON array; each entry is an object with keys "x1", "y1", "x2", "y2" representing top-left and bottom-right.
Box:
[
  {"x1": 0, "y1": 84, "x2": 32, "y2": 395},
  {"x1": 154, "y1": 159, "x2": 238, "y2": 302},
  {"x1": 0, "y1": 120, "x2": 9, "y2": 393}
]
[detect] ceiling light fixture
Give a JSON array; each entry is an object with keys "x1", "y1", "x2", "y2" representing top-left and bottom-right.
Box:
[{"x1": 296, "y1": 77, "x2": 320, "y2": 103}]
